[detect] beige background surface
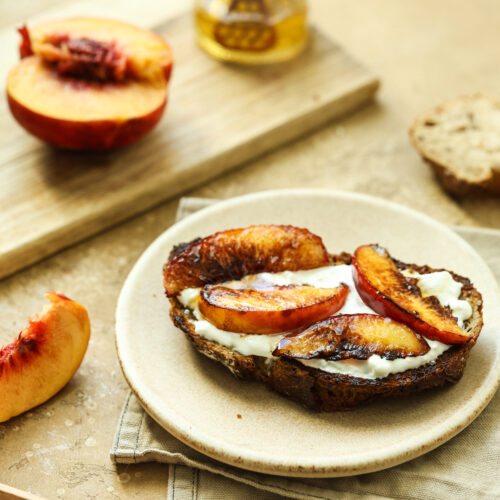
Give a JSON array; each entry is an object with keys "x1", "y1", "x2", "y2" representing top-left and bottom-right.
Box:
[{"x1": 1, "y1": 1, "x2": 500, "y2": 499}]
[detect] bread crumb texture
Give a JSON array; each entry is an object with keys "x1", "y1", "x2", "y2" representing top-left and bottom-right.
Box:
[{"x1": 409, "y1": 95, "x2": 500, "y2": 195}]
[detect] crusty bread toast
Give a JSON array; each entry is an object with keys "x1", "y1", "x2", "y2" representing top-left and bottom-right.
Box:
[
  {"x1": 167, "y1": 253, "x2": 483, "y2": 411},
  {"x1": 409, "y1": 94, "x2": 500, "y2": 196}
]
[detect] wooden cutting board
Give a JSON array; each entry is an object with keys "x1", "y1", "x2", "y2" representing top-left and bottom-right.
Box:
[{"x1": 0, "y1": 13, "x2": 379, "y2": 280}]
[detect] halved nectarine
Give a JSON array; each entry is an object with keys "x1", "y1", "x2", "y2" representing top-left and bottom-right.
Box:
[
  {"x1": 199, "y1": 283, "x2": 349, "y2": 334},
  {"x1": 273, "y1": 314, "x2": 430, "y2": 360},
  {"x1": 164, "y1": 225, "x2": 330, "y2": 297},
  {"x1": 0, "y1": 293, "x2": 90, "y2": 422},
  {"x1": 352, "y1": 244, "x2": 471, "y2": 344},
  {"x1": 7, "y1": 17, "x2": 173, "y2": 150}
]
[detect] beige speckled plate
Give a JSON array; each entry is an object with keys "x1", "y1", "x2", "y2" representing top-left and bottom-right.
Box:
[{"x1": 115, "y1": 189, "x2": 500, "y2": 477}]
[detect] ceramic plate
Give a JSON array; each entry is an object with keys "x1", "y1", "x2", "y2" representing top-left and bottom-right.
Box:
[{"x1": 115, "y1": 189, "x2": 500, "y2": 477}]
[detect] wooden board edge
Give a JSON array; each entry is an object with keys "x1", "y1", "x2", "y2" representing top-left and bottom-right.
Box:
[
  {"x1": 0, "y1": 483, "x2": 46, "y2": 500},
  {"x1": 0, "y1": 75, "x2": 378, "y2": 281}
]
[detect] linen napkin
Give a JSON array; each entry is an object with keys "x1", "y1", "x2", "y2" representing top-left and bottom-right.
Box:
[{"x1": 111, "y1": 197, "x2": 500, "y2": 500}]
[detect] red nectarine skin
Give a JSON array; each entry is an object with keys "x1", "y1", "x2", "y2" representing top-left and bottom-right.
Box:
[
  {"x1": 0, "y1": 320, "x2": 44, "y2": 376},
  {"x1": 164, "y1": 225, "x2": 331, "y2": 297},
  {"x1": 199, "y1": 283, "x2": 349, "y2": 334},
  {"x1": 52, "y1": 292, "x2": 71, "y2": 301},
  {"x1": 0, "y1": 293, "x2": 90, "y2": 422},
  {"x1": 18, "y1": 25, "x2": 33, "y2": 58},
  {"x1": 352, "y1": 244, "x2": 471, "y2": 344},
  {"x1": 7, "y1": 91, "x2": 166, "y2": 151}
]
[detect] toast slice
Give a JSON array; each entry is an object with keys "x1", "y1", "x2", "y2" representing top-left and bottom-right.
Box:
[
  {"x1": 409, "y1": 94, "x2": 500, "y2": 196},
  {"x1": 167, "y1": 253, "x2": 483, "y2": 411}
]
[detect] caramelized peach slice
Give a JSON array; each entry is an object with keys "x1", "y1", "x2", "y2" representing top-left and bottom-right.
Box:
[
  {"x1": 273, "y1": 314, "x2": 430, "y2": 360},
  {"x1": 0, "y1": 293, "x2": 90, "y2": 422},
  {"x1": 199, "y1": 284, "x2": 349, "y2": 334},
  {"x1": 7, "y1": 17, "x2": 172, "y2": 150},
  {"x1": 352, "y1": 244, "x2": 471, "y2": 344},
  {"x1": 164, "y1": 225, "x2": 330, "y2": 297}
]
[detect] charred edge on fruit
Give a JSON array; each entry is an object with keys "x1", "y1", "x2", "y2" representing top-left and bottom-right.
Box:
[
  {"x1": 273, "y1": 315, "x2": 427, "y2": 361},
  {"x1": 168, "y1": 238, "x2": 202, "y2": 261},
  {"x1": 275, "y1": 340, "x2": 410, "y2": 362},
  {"x1": 326, "y1": 340, "x2": 391, "y2": 361},
  {"x1": 165, "y1": 226, "x2": 330, "y2": 296},
  {"x1": 394, "y1": 259, "x2": 482, "y2": 341},
  {"x1": 201, "y1": 284, "x2": 347, "y2": 312},
  {"x1": 391, "y1": 264, "x2": 458, "y2": 323},
  {"x1": 357, "y1": 252, "x2": 463, "y2": 330}
]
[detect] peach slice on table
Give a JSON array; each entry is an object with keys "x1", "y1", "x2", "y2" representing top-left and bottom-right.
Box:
[
  {"x1": 0, "y1": 293, "x2": 90, "y2": 423},
  {"x1": 7, "y1": 17, "x2": 173, "y2": 150},
  {"x1": 199, "y1": 283, "x2": 349, "y2": 334},
  {"x1": 352, "y1": 244, "x2": 472, "y2": 344},
  {"x1": 273, "y1": 314, "x2": 430, "y2": 360},
  {"x1": 164, "y1": 225, "x2": 330, "y2": 297}
]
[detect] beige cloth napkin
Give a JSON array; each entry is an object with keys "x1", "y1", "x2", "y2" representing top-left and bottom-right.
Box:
[{"x1": 111, "y1": 197, "x2": 500, "y2": 500}]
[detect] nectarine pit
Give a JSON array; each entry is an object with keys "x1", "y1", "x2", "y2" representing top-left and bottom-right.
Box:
[{"x1": 42, "y1": 33, "x2": 129, "y2": 82}]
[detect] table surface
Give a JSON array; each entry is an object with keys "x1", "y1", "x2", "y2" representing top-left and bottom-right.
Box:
[{"x1": 1, "y1": 1, "x2": 499, "y2": 498}]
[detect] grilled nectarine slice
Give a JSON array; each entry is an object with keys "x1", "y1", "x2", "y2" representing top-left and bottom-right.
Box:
[
  {"x1": 199, "y1": 283, "x2": 349, "y2": 334},
  {"x1": 164, "y1": 225, "x2": 330, "y2": 297},
  {"x1": 7, "y1": 17, "x2": 172, "y2": 150},
  {"x1": 0, "y1": 293, "x2": 90, "y2": 422},
  {"x1": 273, "y1": 314, "x2": 430, "y2": 360},
  {"x1": 352, "y1": 244, "x2": 471, "y2": 344}
]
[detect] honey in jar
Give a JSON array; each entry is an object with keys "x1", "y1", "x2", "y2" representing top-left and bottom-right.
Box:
[{"x1": 195, "y1": 0, "x2": 308, "y2": 64}]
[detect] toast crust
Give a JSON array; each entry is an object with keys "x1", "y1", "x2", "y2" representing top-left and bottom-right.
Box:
[{"x1": 168, "y1": 254, "x2": 483, "y2": 411}]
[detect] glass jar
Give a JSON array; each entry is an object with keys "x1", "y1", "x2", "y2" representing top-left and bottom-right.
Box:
[{"x1": 194, "y1": 0, "x2": 308, "y2": 64}]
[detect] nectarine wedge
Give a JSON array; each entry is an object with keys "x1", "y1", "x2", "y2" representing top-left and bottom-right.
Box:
[
  {"x1": 273, "y1": 314, "x2": 430, "y2": 361},
  {"x1": 352, "y1": 244, "x2": 471, "y2": 344},
  {"x1": 164, "y1": 225, "x2": 330, "y2": 297},
  {"x1": 199, "y1": 283, "x2": 349, "y2": 334},
  {"x1": 0, "y1": 293, "x2": 90, "y2": 422},
  {"x1": 7, "y1": 17, "x2": 173, "y2": 150}
]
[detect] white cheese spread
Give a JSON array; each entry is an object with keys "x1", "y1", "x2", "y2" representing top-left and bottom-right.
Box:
[
  {"x1": 402, "y1": 270, "x2": 472, "y2": 327},
  {"x1": 178, "y1": 265, "x2": 472, "y2": 380}
]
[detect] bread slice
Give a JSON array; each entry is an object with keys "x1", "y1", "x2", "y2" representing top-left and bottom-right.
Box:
[
  {"x1": 409, "y1": 94, "x2": 500, "y2": 196},
  {"x1": 168, "y1": 253, "x2": 483, "y2": 411}
]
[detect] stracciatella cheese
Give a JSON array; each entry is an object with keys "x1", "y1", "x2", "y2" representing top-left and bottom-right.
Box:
[
  {"x1": 403, "y1": 269, "x2": 472, "y2": 327},
  {"x1": 178, "y1": 264, "x2": 472, "y2": 380}
]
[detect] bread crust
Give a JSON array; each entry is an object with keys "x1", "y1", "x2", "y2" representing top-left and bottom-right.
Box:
[
  {"x1": 168, "y1": 254, "x2": 483, "y2": 411},
  {"x1": 413, "y1": 154, "x2": 500, "y2": 197},
  {"x1": 409, "y1": 94, "x2": 500, "y2": 197}
]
